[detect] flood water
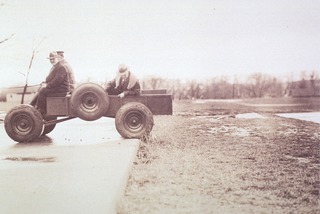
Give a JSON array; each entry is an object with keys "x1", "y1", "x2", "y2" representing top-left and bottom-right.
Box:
[{"x1": 276, "y1": 112, "x2": 320, "y2": 124}]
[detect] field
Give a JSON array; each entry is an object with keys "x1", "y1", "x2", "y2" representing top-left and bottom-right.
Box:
[
  {"x1": 117, "y1": 97, "x2": 320, "y2": 214},
  {"x1": 1, "y1": 98, "x2": 319, "y2": 213}
]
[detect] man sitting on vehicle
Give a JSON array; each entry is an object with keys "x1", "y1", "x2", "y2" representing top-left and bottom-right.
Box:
[
  {"x1": 105, "y1": 64, "x2": 140, "y2": 98},
  {"x1": 57, "y1": 51, "x2": 76, "y2": 91},
  {"x1": 34, "y1": 51, "x2": 70, "y2": 114}
]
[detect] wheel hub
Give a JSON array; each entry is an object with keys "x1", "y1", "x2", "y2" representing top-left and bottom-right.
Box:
[
  {"x1": 127, "y1": 114, "x2": 143, "y2": 130},
  {"x1": 14, "y1": 115, "x2": 33, "y2": 133},
  {"x1": 82, "y1": 92, "x2": 98, "y2": 111}
]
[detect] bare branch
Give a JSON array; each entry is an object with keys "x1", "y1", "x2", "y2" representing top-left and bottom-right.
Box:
[
  {"x1": 21, "y1": 37, "x2": 46, "y2": 104},
  {"x1": 0, "y1": 34, "x2": 14, "y2": 44}
]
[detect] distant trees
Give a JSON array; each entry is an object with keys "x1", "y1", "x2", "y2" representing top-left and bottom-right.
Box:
[
  {"x1": 243, "y1": 73, "x2": 283, "y2": 98},
  {"x1": 213, "y1": 76, "x2": 234, "y2": 99},
  {"x1": 142, "y1": 72, "x2": 290, "y2": 99},
  {"x1": 143, "y1": 76, "x2": 164, "y2": 89}
]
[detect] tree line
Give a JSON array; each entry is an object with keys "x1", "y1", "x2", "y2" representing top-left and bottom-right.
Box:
[{"x1": 142, "y1": 71, "x2": 319, "y2": 99}]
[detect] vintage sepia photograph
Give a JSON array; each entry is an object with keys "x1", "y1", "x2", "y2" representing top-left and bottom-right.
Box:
[{"x1": 0, "y1": 0, "x2": 319, "y2": 213}]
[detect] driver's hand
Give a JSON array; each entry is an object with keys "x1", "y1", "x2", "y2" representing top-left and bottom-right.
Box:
[{"x1": 118, "y1": 92, "x2": 125, "y2": 98}]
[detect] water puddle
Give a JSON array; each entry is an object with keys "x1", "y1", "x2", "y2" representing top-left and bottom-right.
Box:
[
  {"x1": 4, "y1": 157, "x2": 56, "y2": 163},
  {"x1": 276, "y1": 112, "x2": 320, "y2": 124}
]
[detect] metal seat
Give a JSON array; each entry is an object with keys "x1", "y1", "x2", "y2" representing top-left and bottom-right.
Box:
[{"x1": 47, "y1": 92, "x2": 70, "y2": 97}]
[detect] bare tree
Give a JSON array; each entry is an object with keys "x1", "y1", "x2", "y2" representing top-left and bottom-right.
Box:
[
  {"x1": 247, "y1": 72, "x2": 274, "y2": 98},
  {"x1": 172, "y1": 79, "x2": 185, "y2": 100},
  {"x1": 150, "y1": 77, "x2": 163, "y2": 89},
  {"x1": 283, "y1": 72, "x2": 294, "y2": 96},
  {"x1": 310, "y1": 70, "x2": 319, "y2": 96},
  {"x1": 0, "y1": 2, "x2": 14, "y2": 45},
  {"x1": 187, "y1": 80, "x2": 201, "y2": 99},
  {"x1": 210, "y1": 76, "x2": 233, "y2": 99},
  {"x1": 143, "y1": 76, "x2": 165, "y2": 89},
  {"x1": 21, "y1": 38, "x2": 45, "y2": 104},
  {"x1": 269, "y1": 77, "x2": 284, "y2": 97}
]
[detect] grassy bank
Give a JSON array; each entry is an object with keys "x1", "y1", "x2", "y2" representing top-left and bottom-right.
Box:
[{"x1": 117, "y1": 99, "x2": 320, "y2": 214}]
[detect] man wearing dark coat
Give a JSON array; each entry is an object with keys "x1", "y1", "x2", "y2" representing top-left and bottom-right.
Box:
[
  {"x1": 34, "y1": 51, "x2": 70, "y2": 114},
  {"x1": 57, "y1": 51, "x2": 76, "y2": 91},
  {"x1": 105, "y1": 64, "x2": 140, "y2": 98}
]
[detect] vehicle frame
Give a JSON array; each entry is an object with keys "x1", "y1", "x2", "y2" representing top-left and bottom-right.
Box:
[{"x1": 4, "y1": 83, "x2": 173, "y2": 143}]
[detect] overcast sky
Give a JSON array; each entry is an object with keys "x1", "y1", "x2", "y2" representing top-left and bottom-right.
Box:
[{"x1": 0, "y1": 0, "x2": 319, "y2": 87}]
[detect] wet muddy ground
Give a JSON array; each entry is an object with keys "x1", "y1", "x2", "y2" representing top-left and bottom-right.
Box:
[{"x1": 117, "y1": 99, "x2": 320, "y2": 214}]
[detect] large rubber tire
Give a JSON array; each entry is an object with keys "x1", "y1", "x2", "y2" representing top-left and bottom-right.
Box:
[
  {"x1": 4, "y1": 104, "x2": 44, "y2": 143},
  {"x1": 42, "y1": 116, "x2": 57, "y2": 136},
  {"x1": 70, "y1": 83, "x2": 109, "y2": 121},
  {"x1": 115, "y1": 102, "x2": 154, "y2": 139}
]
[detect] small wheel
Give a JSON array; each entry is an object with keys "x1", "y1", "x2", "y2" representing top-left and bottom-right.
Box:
[
  {"x1": 115, "y1": 102, "x2": 154, "y2": 138},
  {"x1": 4, "y1": 104, "x2": 44, "y2": 143},
  {"x1": 70, "y1": 83, "x2": 109, "y2": 121},
  {"x1": 42, "y1": 116, "x2": 57, "y2": 135}
]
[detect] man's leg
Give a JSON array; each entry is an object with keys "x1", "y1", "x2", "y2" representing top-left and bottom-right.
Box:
[
  {"x1": 30, "y1": 93, "x2": 38, "y2": 106},
  {"x1": 35, "y1": 88, "x2": 52, "y2": 114}
]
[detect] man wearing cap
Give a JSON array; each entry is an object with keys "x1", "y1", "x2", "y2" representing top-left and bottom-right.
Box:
[
  {"x1": 57, "y1": 51, "x2": 76, "y2": 91},
  {"x1": 34, "y1": 51, "x2": 70, "y2": 114},
  {"x1": 105, "y1": 64, "x2": 141, "y2": 98}
]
